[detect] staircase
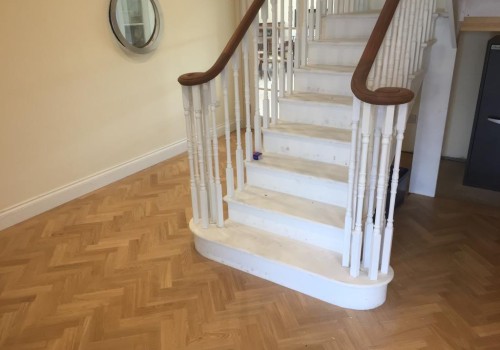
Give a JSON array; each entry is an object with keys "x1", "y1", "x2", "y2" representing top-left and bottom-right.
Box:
[{"x1": 179, "y1": 0, "x2": 438, "y2": 310}]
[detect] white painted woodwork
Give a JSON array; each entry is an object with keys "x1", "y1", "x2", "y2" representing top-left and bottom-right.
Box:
[
  {"x1": 182, "y1": 86, "x2": 200, "y2": 225},
  {"x1": 209, "y1": 81, "x2": 224, "y2": 228},
  {"x1": 226, "y1": 186, "x2": 345, "y2": 251},
  {"x1": 182, "y1": 0, "x2": 439, "y2": 309},
  {"x1": 279, "y1": 92, "x2": 353, "y2": 129},
  {"x1": 202, "y1": 84, "x2": 216, "y2": 224},
  {"x1": 245, "y1": 153, "x2": 348, "y2": 207},
  {"x1": 191, "y1": 220, "x2": 393, "y2": 310},
  {"x1": 252, "y1": 19, "x2": 262, "y2": 153},
  {"x1": 321, "y1": 13, "x2": 378, "y2": 40},
  {"x1": 192, "y1": 86, "x2": 209, "y2": 229},
  {"x1": 221, "y1": 69, "x2": 235, "y2": 199},
  {"x1": 232, "y1": 52, "x2": 245, "y2": 192},
  {"x1": 294, "y1": 65, "x2": 355, "y2": 96},
  {"x1": 242, "y1": 35, "x2": 254, "y2": 163},
  {"x1": 263, "y1": 122, "x2": 351, "y2": 166},
  {"x1": 411, "y1": 15, "x2": 456, "y2": 197},
  {"x1": 308, "y1": 40, "x2": 366, "y2": 66},
  {"x1": 271, "y1": 0, "x2": 278, "y2": 124}
]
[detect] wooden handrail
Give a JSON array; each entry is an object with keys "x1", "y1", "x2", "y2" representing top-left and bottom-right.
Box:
[
  {"x1": 351, "y1": 0, "x2": 414, "y2": 106},
  {"x1": 178, "y1": 0, "x2": 265, "y2": 87}
]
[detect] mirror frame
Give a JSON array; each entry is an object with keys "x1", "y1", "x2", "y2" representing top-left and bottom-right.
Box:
[{"x1": 109, "y1": 0, "x2": 163, "y2": 54}]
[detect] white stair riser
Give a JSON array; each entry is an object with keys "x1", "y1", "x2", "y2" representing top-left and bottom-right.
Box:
[
  {"x1": 294, "y1": 70, "x2": 353, "y2": 96},
  {"x1": 279, "y1": 100, "x2": 352, "y2": 129},
  {"x1": 246, "y1": 165, "x2": 348, "y2": 207},
  {"x1": 321, "y1": 16, "x2": 377, "y2": 40},
  {"x1": 228, "y1": 201, "x2": 344, "y2": 253},
  {"x1": 263, "y1": 131, "x2": 350, "y2": 166},
  {"x1": 308, "y1": 42, "x2": 365, "y2": 66},
  {"x1": 193, "y1": 227, "x2": 389, "y2": 310}
]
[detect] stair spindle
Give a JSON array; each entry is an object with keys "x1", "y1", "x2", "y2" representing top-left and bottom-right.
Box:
[
  {"x1": 369, "y1": 105, "x2": 395, "y2": 280},
  {"x1": 232, "y1": 51, "x2": 245, "y2": 192},
  {"x1": 192, "y1": 85, "x2": 209, "y2": 229},
  {"x1": 381, "y1": 103, "x2": 409, "y2": 274},
  {"x1": 253, "y1": 18, "x2": 262, "y2": 152},
  {"x1": 350, "y1": 102, "x2": 372, "y2": 277},
  {"x1": 271, "y1": 0, "x2": 278, "y2": 124},
  {"x1": 243, "y1": 35, "x2": 254, "y2": 162},
  {"x1": 287, "y1": 0, "x2": 294, "y2": 94},
  {"x1": 363, "y1": 107, "x2": 384, "y2": 269},
  {"x1": 208, "y1": 81, "x2": 224, "y2": 228},
  {"x1": 262, "y1": 1, "x2": 270, "y2": 129},
  {"x1": 221, "y1": 69, "x2": 235, "y2": 199},
  {"x1": 391, "y1": 2, "x2": 405, "y2": 86},
  {"x1": 343, "y1": 97, "x2": 361, "y2": 267},
  {"x1": 202, "y1": 84, "x2": 217, "y2": 223},
  {"x1": 279, "y1": 0, "x2": 286, "y2": 98}
]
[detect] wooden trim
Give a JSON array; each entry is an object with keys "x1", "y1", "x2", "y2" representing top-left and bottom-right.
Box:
[
  {"x1": 351, "y1": 0, "x2": 414, "y2": 106},
  {"x1": 178, "y1": 0, "x2": 265, "y2": 86},
  {"x1": 460, "y1": 17, "x2": 500, "y2": 32}
]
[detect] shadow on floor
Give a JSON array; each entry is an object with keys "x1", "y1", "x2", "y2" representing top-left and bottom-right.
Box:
[{"x1": 401, "y1": 152, "x2": 500, "y2": 207}]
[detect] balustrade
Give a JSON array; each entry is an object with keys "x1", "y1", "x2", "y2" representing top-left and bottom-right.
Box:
[{"x1": 179, "y1": 0, "x2": 438, "y2": 283}]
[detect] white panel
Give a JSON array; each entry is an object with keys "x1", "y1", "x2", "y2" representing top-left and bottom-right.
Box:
[{"x1": 410, "y1": 17, "x2": 458, "y2": 197}]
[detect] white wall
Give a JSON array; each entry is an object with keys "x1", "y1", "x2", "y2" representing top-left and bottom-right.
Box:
[
  {"x1": 459, "y1": 0, "x2": 500, "y2": 20},
  {"x1": 410, "y1": 15, "x2": 458, "y2": 197},
  {"x1": 442, "y1": 31, "x2": 496, "y2": 159},
  {"x1": 0, "y1": 0, "x2": 236, "y2": 227}
]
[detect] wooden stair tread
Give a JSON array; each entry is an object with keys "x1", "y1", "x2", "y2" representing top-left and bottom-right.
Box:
[
  {"x1": 246, "y1": 152, "x2": 348, "y2": 183},
  {"x1": 312, "y1": 38, "x2": 368, "y2": 45},
  {"x1": 193, "y1": 220, "x2": 390, "y2": 286},
  {"x1": 328, "y1": 11, "x2": 380, "y2": 18},
  {"x1": 280, "y1": 92, "x2": 353, "y2": 106},
  {"x1": 264, "y1": 121, "x2": 351, "y2": 143},
  {"x1": 227, "y1": 185, "x2": 345, "y2": 229},
  {"x1": 295, "y1": 64, "x2": 356, "y2": 74}
]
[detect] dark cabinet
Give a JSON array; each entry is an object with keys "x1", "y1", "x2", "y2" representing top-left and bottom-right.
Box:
[{"x1": 464, "y1": 35, "x2": 500, "y2": 192}]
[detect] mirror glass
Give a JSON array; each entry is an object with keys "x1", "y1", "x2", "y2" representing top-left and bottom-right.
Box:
[{"x1": 109, "y1": 0, "x2": 162, "y2": 54}]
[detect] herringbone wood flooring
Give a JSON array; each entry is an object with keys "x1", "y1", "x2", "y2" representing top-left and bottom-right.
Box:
[{"x1": 1, "y1": 141, "x2": 499, "y2": 349}]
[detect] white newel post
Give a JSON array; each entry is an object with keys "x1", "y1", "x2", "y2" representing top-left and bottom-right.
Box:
[
  {"x1": 192, "y1": 85, "x2": 209, "y2": 229},
  {"x1": 182, "y1": 86, "x2": 200, "y2": 225}
]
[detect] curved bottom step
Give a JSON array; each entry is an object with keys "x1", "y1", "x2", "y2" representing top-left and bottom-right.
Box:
[{"x1": 190, "y1": 219, "x2": 393, "y2": 310}]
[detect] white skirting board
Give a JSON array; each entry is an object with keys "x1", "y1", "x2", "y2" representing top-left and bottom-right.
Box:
[
  {"x1": 0, "y1": 140, "x2": 187, "y2": 231},
  {"x1": 0, "y1": 122, "x2": 236, "y2": 232}
]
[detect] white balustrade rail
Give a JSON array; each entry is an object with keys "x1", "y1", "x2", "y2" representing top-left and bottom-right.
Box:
[
  {"x1": 181, "y1": 0, "x2": 298, "y2": 230},
  {"x1": 344, "y1": 0, "x2": 438, "y2": 280},
  {"x1": 180, "y1": 0, "x2": 373, "y2": 230}
]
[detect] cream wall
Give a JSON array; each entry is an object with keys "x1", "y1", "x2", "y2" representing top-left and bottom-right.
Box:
[{"x1": 0, "y1": 0, "x2": 236, "y2": 213}]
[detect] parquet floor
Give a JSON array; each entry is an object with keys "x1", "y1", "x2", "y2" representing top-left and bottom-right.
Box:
[{"x1": 0, "y1": 140, "x2": 499, "y2": 349}]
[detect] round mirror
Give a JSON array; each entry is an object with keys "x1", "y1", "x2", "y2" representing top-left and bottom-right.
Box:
[{"x1": 109, "y1": 0, "x2": 162, "y2": 54}]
